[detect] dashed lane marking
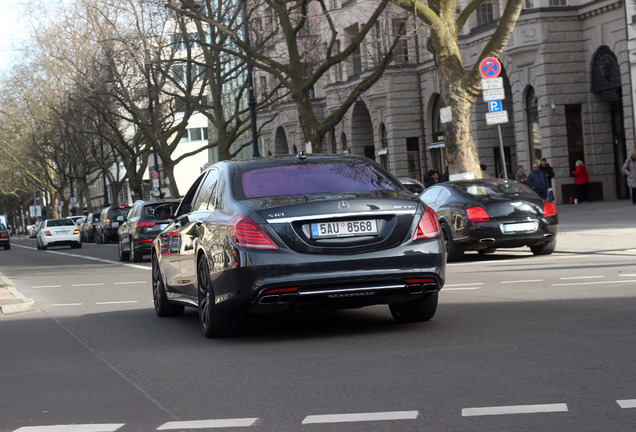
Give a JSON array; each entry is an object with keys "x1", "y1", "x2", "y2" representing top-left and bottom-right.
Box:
[
  {"x1": 445, "y1": 283, "x2": 484, "y2": 287},
  {"x1": 13, "y1": 424, "x2": 124, "y2": 432},
  {"x1": 462, "y1": 403, "x2": 568, "y2": 417},
  {"x1": 443, "y1": 287, "x2": 481, "y2": 291},
  {"x1": 113, "y1": 281, "x2": 147, "y2": 285},
  {"x1": 302, "y1": 410, "x2": 419, "y2": 424},
  {"x1": 95, "y1": 301, "x2": 138, "y2": 305},
  {"x1": 72, "y1": 283, "x2": 105, "y2": 287},
  {"x1": 551, "y1": 279, "x2": 636, "y2": 287},
  {"x1": 560, "y1": 275, "x2": 604, "y2": 280},
  {"x1": 32, "y1": 285, "x2": 63, "y2": 289},
  {"x1": 50, "y1": 303, "x2": 83, "y2": 307},
  {"x1": 617, "y1": 399, "x2": 636, "y2": 409},
  {"x1": 157, "y1": 418, "x2": 259, "y2": 429},
  {"x1": 501, "y1": 279, "x2": 543, "y2": 284}
]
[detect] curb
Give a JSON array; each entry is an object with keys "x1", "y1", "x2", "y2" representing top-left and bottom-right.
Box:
[{"x1": 0, "y1": 274, "x2": 36, "y2": 315}]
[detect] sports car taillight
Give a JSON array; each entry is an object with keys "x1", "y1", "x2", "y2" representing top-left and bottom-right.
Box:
[
  {"x1": 466, "y1": 206, "x2": 490, "y2": 222},
  {"x1": 543, "y1": 202, "x2": 557, "y2": 217},
  {"x1": 413, "y1": 206, "x2": 441, "y2": 240},
  {"x1": 228, "y1": 216, "x2": 279, "y2": 250}
]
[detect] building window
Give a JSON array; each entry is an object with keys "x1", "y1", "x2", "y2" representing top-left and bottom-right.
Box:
[
  {"x1": 352, "y1": 44, "x2": 362, "y2": 75},
  {"x1": 180, "y1": 127, "x2": 209, "y2": 142},
  {"x1": 379, "y1": 124, "x2": 388, "y2": 169},
  {"x1": 565, "y1": 104, "x2": 584, "y2": 171},
  {"x1": 476, "y1": 3, "x2": 495, "y2": 26},
  {"x1": 524, "y1": 0, "x2": 534, "y2": 8},
  {"x1": 392, "y1": 19, "x2": 409, "y2": 64},
  {"x1": 549, "y1": 0, "x2": 567, "y2": 5},
  {"x1": 407, "y1": 137, "x2": 421, "y2": 180},
  {"x1": 335, "y1": 40, "x2": 344, "y2": 81},
  {"x1": 172, "y1": 64, "x2": 206, "y2": 83},
  {"x1": 525, "y1": 87, "x2": 541, "y2": 163}
]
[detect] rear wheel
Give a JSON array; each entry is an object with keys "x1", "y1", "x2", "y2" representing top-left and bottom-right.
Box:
[
  {"x1": 197, "y1": 255, "x2": 245, "y2": 338},
  {"x1": 152, "y1": 253, "x2": 184, "y2": 317},
  {"x1": 390, "y1": 293, "x2": 438, "y2": 323},
  {"x1": 530, "y1": 239, "x2": 556, "y2": 256},
  {"x1": 441, "y1": 223, "x2": 464, "y2": 262},
  {"x1": 118, "y1": 237, "x2": 130, "y2": 261},
  {"x1": 130, "y1": 238, "x2": 142, "y2": 262}
]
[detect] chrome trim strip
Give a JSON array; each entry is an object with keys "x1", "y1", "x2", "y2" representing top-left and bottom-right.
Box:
[
  {"x1": 298, "y1": 284, "x2": 405, "y2": 296},
  {"x1": 267, "y1": 209, "x2": 416, "y2": 224}
]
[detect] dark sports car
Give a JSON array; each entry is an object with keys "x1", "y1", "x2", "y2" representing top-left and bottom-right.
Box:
[
  {"x1": 152, "y1": 154, "x2": 446, "y2": 337},
  {"x1": 420, "y1": 179, "x2": 558, "y2": 261}
]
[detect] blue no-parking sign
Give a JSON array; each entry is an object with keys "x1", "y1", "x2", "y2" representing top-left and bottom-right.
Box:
[{"x1": 479, "y1": 57, "x2": 501, "y2": 79}]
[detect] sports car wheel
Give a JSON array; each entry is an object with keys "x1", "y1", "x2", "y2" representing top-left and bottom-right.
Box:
[
  {"x1": 197, "y1": 255, "x2": 245, "y2": 338},
  {"x1": 152, "y1": 253, "x2": 183, "y2": 317},
  {"x1": 389, "y1": 293, "x2": 438, "y2": 323},
  {"x1": 530, "y1": 239, "x2": 556, "y2": 256},
  {"x1": 441, "y1": 223, "x2": 464, "y2": 262},
  {"x1": 118, "y1": 237, "x2": 130, "y2": 261}
]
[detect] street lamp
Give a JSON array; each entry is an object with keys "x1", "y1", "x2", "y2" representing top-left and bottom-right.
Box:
[{"x1": 242, "y1": 0, "x2": 260, "y2": 157}]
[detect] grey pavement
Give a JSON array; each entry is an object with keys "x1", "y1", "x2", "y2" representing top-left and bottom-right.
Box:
[{"x1": 1, "y1": 199, "x2": 635, "y2": 315}]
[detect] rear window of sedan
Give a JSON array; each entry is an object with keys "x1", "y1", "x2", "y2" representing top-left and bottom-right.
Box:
[
  {"x1": 238, "y1": 162, "x2": 399, "y2": 199},
  {"x1": 46, "y1": 219, "x2": 76, "y2": 227},
  {"x1": 460, "y1": 181, "x2": 531, "y2": 198}
]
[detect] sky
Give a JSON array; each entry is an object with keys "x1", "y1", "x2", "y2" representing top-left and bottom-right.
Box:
[{"x1": 0, "y1": 1, "x2": 26, "y2": 72}]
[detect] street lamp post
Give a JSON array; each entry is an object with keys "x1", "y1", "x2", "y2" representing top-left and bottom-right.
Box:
[{"x1": 242, "y1": 0, "x2": 260, "y2": 157}]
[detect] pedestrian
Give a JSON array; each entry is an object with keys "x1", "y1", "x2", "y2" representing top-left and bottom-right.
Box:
[
  {"x1": 515, "y1": 165, "x2": 527, "y2": 184},
  {"x1": 424, "y1": 169, "x2": 441, "y2": 188},
  {"x1": 539, "y1": 158, "x2": 555, "y2": 186},
  {"x1": 572, "y1": 160, "x2": 589, "y2": 203},
  {"x1": 527, "y1": 163, "x2": 549, "y2": 199},
  {"x1": 622, "y1": 149, "x2": 636, "y2": 205}
]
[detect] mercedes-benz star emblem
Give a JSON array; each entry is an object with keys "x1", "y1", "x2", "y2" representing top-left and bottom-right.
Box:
[{"x1": 338, "y1": 201, "x2": 349, "y2": 210}]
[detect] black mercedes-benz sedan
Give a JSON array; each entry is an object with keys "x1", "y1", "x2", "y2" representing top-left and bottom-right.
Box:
[
  {"x1": 420, "y1": 179, "x2": 558, "y2": 261},
  {"x1": 151, "y1": 154, "x2": 446, "y2": 337}
]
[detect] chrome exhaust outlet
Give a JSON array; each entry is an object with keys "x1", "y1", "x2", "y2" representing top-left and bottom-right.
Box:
[
  {"x1": 406, "y1": 283, "x2": 439, "y2": 295},
  {"x1": 543, "y1": 233, "x2": 555, "y2": 239},
  {"x1": 479, "y1": 238, "x2": 496, "y2": 244},
  {"x1": 278, "y1": 293, "x2": 297, "y2": 304},
  {"x1": 258, "y1": 295, "x2": 280, "y2": 305}
]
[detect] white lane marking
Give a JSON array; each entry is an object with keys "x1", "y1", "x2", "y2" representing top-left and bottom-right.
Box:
[
  {"x1": 157, "y1": 418, "x2": 259, "y2": 429},
  {"x1": 32, "y1": 285, "x2": 62, "y2": 289},
  {"x1": 560, "y1": 276, "x2": 603, "y2": 280},
  {"x1": 10, "y1": 244, "x2": 149, "y2": 270},
  {"x1": 95, "y1": 301, "x2": 138, "y2": 305},
  {"x1": 13, "y1": 424, "x2": 125, "y2": 432},
  {"x1": 619, "y1": 274, "x2": 636, "y2": 277},
  {"x1": 72, "y1": 283, "x2": 105, "y2": 287},
  {"x1": 113, "y1": 281, "x2": 147, "y2": 285},
  {"x1": 443, "y1": 287, "x2": 481, "y2": 291},
  {"x1": 617, "y1": 399, "x2": 636, "y2": 408},
  {"x1": 445, "y1": 283, "x2": 484, "y2": 287},
  {"x1": 50, "y1": 303, "x2": 83, "y2": 307},
  {"x1": 302, "y1": 411, "x2": 418, "y2": 424},
  {"x1": 462, "y1": 403, "x2": 568, "y2": 417},
  {"x1": 501, "y1": 279, "x2": 543, "y2": 284},
  {"x1": 552, "y1": 280, "x2": 636, "y2": 287}
]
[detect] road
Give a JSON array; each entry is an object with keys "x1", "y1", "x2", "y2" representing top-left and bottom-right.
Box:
[{"x1": 1, "y1": 234, "x2": 636, "y2": 432}]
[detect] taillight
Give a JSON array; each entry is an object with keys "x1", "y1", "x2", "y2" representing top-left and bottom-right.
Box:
[
  {"x1": 43, "y1": 230, "x2": 52, "y2": 236},
  {"x1": 413, "y1": 206, "x2": 441, "y2": 240},
  {"x1": 543, "y1": 202, "x2": 557, "y2": 218},
  {"x1": 228, "y1": 215, "x2": 279, "y2": 250},
  {"x1": 466, "y1": 206, "x2": 489, "y2": 221},
  {"x1": 137, "y1": 221, "x2": 156, "y2": 228},
  {"x1": 73, "y1": 229, "x2": 80, "y2": 234},
  {"x1": 0, "y1": 233, "x2": 8, "y2": 238}
]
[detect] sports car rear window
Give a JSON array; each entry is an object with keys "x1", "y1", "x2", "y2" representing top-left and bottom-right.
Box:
[
  {"x1": 461, "y1": 181, "x2": 531, "y2": 197},
  {"x1": 239, "y1": 163, "x2": 399, "y2": 199}
]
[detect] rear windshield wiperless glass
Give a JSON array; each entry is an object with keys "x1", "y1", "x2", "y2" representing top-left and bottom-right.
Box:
[
  {"x1": 240, "y1": 163, "x2": 399, "y2": 199},
  {"x1": 459, "y1": 181, "x2": 532, "y2": 198}
]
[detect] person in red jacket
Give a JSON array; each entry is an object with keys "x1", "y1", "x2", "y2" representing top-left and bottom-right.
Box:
[{"x1": 572, "y1": 160, "x2": 589, "y2": 203}]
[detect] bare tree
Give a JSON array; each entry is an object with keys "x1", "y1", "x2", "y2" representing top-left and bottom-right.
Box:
[{"x1": 391, "y1": 0, "x2": 523, "y2": 178}]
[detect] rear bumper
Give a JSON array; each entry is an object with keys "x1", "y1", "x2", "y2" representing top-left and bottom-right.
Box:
[{"x1": 455, "y1": 220, "x2": 558, "y2": 251}]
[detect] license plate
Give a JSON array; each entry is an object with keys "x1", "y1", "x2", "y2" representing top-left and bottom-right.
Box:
[
  {"x1": 55, "y1": 230, "x2": 68, "y2": 235},
  {"x1": 311, "y1": 220, "x2": 378, "y2": 239},
  {"x1": 112, "y1": 222, "x2": 119, "y2": 228},
  {"x1": 502, "y1": 221, "x2": 537, "y2": 233}
]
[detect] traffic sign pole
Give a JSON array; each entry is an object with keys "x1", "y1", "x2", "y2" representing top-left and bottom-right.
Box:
[{"x1": 480, "y1": 57, "x2": 507, "y2": 179}]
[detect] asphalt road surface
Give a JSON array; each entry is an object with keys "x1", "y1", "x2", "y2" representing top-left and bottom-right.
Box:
[{"x1": 1, "y1": 235, "x2": 635, "y2": 432}]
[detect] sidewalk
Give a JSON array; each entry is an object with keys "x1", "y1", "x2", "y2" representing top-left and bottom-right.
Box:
[{"x1": 1, "y1": 199, "x2": 635, "y2": 315}]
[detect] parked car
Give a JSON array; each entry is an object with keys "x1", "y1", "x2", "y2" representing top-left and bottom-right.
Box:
[
  {"x1": 152, "y1": 154, "x2": 446, "y2": 338},
  {"x1": 28, "y1": 221, "x2": 42, "y2": 238},
  {"x1": 0, "y1": 222, "x2": 10, "y2": 250},
  {"x1": 399, "y1": 177, "x2": 426, "y2": 195},
  {"x1": 36, "y1": 218, "x2": 82, "y2": 250},
  {"x1": 95, "y1": 205, "x2": 131, "y2": 244},
  {"x1": 419, "y1": 179, "x2": 558, "y2": 261},
  {"x1": 67, "y1": 215, "x2": 85, "y2": 226},
  {"x1": 118, "y1": 200, "x2": 179, "y2": 262},
  {"x1": 80, "y1": 212, "x2": 100, "y2": 243}
]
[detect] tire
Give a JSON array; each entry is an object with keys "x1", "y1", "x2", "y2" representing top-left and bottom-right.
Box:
[
  {"x1": 36, "y1": 240, "x2": 41, "y2": 250},
  {"x1": 197, "y1": 255, "x2": 245, "y2": 338},
  {"x1": 95, "y1": 231, "x2": 103, "y2": 244},
  {"x1": 130, "y1": 238, "x2": 142, "y2": 262},
  {"x1": 390, "y1": 293, "x2": 438, "y2": 323},
  {"x1": 118, "y1": 237, "x2": 130, "y2": 261},
  {"x1": 530, "y1": 239, "x2": 556, "y2": 256},
  {"x1": 441, "y1": 223, "x2": 464, "y2": 262},
  {"x1": 4, "y1": 244, "x2": 9, "y2": 250},
  {"x1": 152, "y1": 253, "x2": 184, "y2": 317},
  {"x1": 77, "y1": 241, "x2": 82, "y2": 249}
]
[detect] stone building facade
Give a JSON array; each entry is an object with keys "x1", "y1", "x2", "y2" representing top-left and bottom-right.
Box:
[{"x1": 256, "y1": 0, "x2": 634, "y2": 204}]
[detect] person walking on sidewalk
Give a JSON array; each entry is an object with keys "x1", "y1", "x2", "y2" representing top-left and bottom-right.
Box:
[
  {"x1": 622, "y1": 149, "x2": 636, "y2": 204},
  {"x1": 528, "y1": 163, "x2": 549, "y2": 200},
  {"x1": 572, "y1": 160, "x2": 589, "y2": 203}
]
